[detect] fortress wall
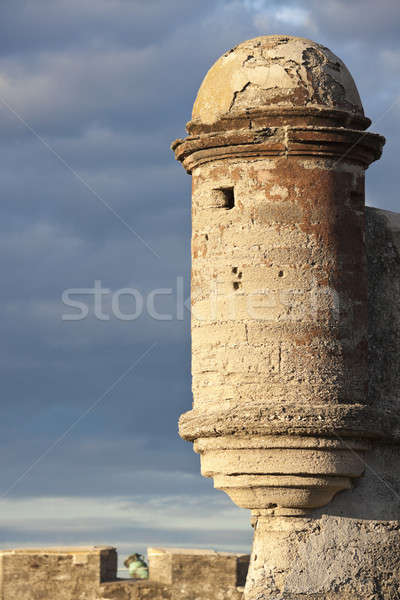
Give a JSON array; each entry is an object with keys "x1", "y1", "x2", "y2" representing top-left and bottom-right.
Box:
[
  {"x1": 0, "y1": 546, "x2": 248, "y2": 600},
  {"x1": 0, "y1": 546, "x2": 116, "y2": 600}
]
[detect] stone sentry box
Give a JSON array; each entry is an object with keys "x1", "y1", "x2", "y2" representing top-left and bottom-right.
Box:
[{"x1": 172, "y1": 36, "x2": 400, "y2": 598}]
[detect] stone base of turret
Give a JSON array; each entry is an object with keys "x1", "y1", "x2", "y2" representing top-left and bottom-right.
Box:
[{"x1": 244, "y1": 443, "x2": 400, "y2": 599}]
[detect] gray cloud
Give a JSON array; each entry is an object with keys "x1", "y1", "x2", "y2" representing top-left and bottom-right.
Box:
[{"x1": 0, "y1": 0, "x2": 398, "y2": 553}]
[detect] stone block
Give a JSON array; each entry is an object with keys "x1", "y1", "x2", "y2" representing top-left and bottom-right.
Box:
[
  {"x1": 147, "y1": 547, "x2": 247, "y2": 599},
  {"x1": 0, "y1": 546, "x2": 116, "y2": 600}
]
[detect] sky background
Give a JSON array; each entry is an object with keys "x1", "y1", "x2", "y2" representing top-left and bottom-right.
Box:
[{"x1": 0, "y1": 0, "x2": 399, "y2": 570}]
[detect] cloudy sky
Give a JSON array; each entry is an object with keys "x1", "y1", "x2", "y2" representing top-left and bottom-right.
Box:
[{"x1": 0, "y1": 0, "x2": 399, "y2": 568}]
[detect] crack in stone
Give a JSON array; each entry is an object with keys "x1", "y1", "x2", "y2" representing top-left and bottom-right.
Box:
[{"x1": 228, "y1": 81, "x2": 252, "y2": 112}]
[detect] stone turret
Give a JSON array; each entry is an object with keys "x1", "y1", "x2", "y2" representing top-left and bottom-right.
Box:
[{"x1": 173, "y1": 35, "x2": 400, "y2": 598}]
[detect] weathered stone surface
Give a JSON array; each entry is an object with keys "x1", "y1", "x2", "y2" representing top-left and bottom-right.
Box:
[
  {"x1": 0, "y1": 546, "x2": 248, "y2": 600},
  {"x1": 246, "y1": 443, "x2": 400, "y2": 598},
  {"x1": 0, "y1": 546, "x2": 116, "y2": 600},
  {"x1": 173, "y1": 34, "x2": 400, "y2": 599},
  {"x1": 191, "y1": 36, "x2": 364, "y2": 127},
  {"x1": 99, "y1": 579, "x2": 171, "y2": 600},
  {"x1": 146, "y1": 547, "x2": 247, "y2": 600},
  {"x1": 174, "y1": 36, "x2": 386, "y2": 517},
  {"x1": 367, "y1": 207, "x2": 400, "y2": 441},
  {"x1": 184, "y1": 155, "x2": 383, "y2": 443}
]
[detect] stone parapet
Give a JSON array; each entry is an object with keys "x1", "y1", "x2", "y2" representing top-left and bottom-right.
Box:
[
  {"x1": 0, "y1": 546, "x2": 116, "y2": 600},
  {"x1": 0, "y1": 546, "x2": 249, "y2": 600},
  {"x1": 145, "y1": 547, "x2": 247, "y2": 599}
]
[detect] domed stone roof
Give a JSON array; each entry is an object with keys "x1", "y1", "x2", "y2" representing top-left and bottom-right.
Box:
[{"x1": 192, "y1": 35, "x2": 364, "y2": 125}]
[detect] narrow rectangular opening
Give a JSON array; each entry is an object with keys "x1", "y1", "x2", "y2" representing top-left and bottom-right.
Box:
[
  {"x1": 212, "y1": 187, "x2": 235, "y2": 209},
  {"x1": 221, "y1": 187, "x2": 235, "y2": 209}
]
